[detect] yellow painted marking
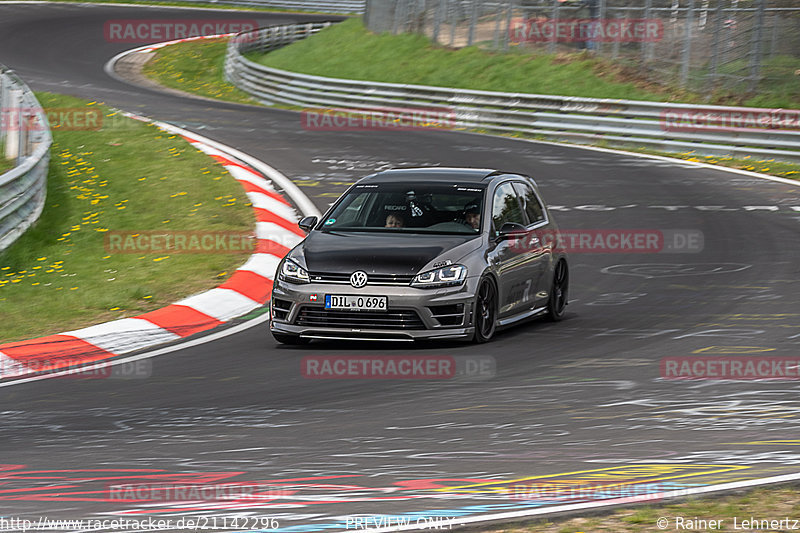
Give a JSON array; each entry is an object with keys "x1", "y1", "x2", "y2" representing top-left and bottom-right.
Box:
[
  {"x1": 723, "y1": 314, "x2": 799, "y2": 320},
  {"x1": 692, "y1": 346, "x2": 777, "y2": 354},
  {"x1": 725, "y1": 440, "x2": 800, "y2": 445},
  {"x1": 669, "y1": 285, "x2": 770, "y2": 290},
  {"x1": 431, "y1": 464, "x2": 749, "y2": 493},
  {"x1": 432, "y1": 405, "x2": 489, "y2": 413}
]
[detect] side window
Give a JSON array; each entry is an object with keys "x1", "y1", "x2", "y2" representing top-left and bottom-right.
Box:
[
  {"x1": 492, "y1": 182, "x2": 526, "y2": 235},
  {"x1": 337, "y1": 192, "x2": 371, "y2": 226},
  {"x1": 513, "y1": 182, "x2": 545, "y2": 225}
]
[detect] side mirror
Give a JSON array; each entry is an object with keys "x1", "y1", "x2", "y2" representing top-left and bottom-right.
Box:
[
  {"x1": 298, "y1": 216, "x2": 318, "y2": 233},
  {"x1": 496, "y1": 222, "x2": 527, "y2": 241}
]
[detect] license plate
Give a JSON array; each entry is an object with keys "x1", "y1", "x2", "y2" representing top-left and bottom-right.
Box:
[{"x1": 325, "y1": 294, "x2": 387, "y2": 311}]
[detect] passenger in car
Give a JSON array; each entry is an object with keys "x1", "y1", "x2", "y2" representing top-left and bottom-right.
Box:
[{"x1": 385, "y1": 212, "x2": 406, "y2": 228}]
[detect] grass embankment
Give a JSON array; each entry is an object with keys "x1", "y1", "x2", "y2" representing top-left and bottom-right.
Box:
[
  {"x1": 141, "y1": 20, "x2": 800, "y2": 181},
  {"x1": 142, "y1": 38, "x2": 257, "y2": 104},
  {"x1": 491, "y1": 485, "x2": 800, "y2": 532},
  {"x1": 251, "y1": 18, "x2": 799, "y2": 109},
  {"x1": 0, "y1": 93, "x2": 254, "y2": 343},
  {"x1": 252, "y1": 19, "x2": 662, "y2": 102}
]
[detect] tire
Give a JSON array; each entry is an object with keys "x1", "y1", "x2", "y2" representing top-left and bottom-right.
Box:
[
  {"x1": 546, "y1": 259, "x2": 569, "y2": 321},
  {"x1": 472, "y1": 276, "x2": 497, "y2": 343},
  {"x1": 272, "y1": 332, "x2": 310, "y2": 345}
]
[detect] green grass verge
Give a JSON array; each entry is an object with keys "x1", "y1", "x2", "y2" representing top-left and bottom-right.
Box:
[
  {"x1": 681, "y1": 55, "x2": 800, "y2": 109},
  {"x1": 252, "y1": 19, "x2": 668, "y2": 102},
  {"x1": 488, "y1": 485, "x2": 800, "y2": 532},
  {"x1": 251, "y1": 18, "x2": 799, "y2": 108},
  {"x1": 142, "y1": 37, "x2": 258, "y2": 104},
  {"x1": 0, "y1": 93, "x2": 254, "y2": 343}
]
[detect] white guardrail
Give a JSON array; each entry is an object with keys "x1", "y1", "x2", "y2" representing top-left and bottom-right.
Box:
[
  {"x1": 0, "y1": 66, "x2": 51, "y2": 253},
  {"x1": 225, "y1": 22, "x2": 800, "y2": 162}
]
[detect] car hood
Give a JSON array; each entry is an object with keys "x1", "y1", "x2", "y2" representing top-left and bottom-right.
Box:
[{"x1": 298, "y1": 231, "x2": 481, "y2": 276}]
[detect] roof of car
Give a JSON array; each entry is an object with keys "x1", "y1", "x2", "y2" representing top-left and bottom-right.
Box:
[{"x1": 360, "y1": 167, "x2": 511, "y2": 184}]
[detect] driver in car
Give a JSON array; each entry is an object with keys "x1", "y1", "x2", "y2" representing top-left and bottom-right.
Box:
[{"x1": 464, "y1": 203, "x2": 481, "y2": 230}]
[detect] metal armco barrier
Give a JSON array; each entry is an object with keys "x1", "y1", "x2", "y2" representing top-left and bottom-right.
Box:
[
  {"x1": 0, "y1": 66, "x2": 51, "y2": 253},
  {"x1": 225, "y1": 22, "x2": 800, "y2": 162}
]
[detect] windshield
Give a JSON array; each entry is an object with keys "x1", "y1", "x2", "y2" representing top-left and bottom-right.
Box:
[{"x1": 321, "y1": 182, "x2": 486, "y2": 234}]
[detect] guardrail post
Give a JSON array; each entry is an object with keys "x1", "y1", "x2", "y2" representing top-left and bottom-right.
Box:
[
  {"x1": 0, "y1": 71, "x2": 6, "y2": 149},
  {"x1": 259, "y1": 28, "x2": 272, "y2": 54},
  {"x1": 18, "y1": 110, "x2": 30, "y2": 165},
  {"x1": 4, "y1": 87, "x2": 22, "y2": 161}
]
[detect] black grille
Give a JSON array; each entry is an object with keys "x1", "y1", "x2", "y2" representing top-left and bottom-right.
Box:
[
  {"x1": 308, "y1": 272, "x2": 414, "y2": 285},
  {"x1": 428, "y1": 303, "x2": 465, "y2": 327},
  {"x1": 296, "y1": 307, "x2": 425, "y2": 330},
  {"x1": 272, "y1": 298, "x2": 292, "y2": 320}
]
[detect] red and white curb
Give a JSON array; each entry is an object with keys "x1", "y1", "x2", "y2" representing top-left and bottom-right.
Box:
[{"x1": 0, "y1": 116, "x2": 317, "y2": 380}]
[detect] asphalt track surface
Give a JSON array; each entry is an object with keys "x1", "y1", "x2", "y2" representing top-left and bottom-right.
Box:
[{"x1": 1, "y1": 4, "x2": 800, "y2": 531}]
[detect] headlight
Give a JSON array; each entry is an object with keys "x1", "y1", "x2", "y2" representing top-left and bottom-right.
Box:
[
  {"x1": 412, "y1": 265, "x2": 467, "y2": 288},
  {"x1": 280, "y1": 259, "x2": 309, "y2": 284}
]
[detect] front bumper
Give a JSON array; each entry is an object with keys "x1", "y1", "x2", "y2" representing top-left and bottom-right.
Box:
[{"x1": 269, "y1": 277, "x2": 480, "y2": 341}]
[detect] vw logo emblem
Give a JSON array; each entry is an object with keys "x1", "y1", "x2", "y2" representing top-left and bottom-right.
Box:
[{"x1": 350, "y1": 271, "x2": 368, "y2": 288}]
